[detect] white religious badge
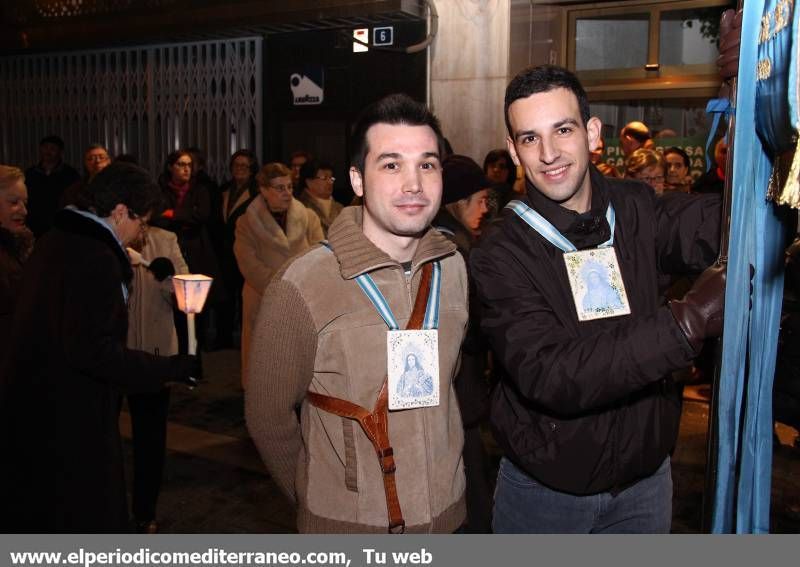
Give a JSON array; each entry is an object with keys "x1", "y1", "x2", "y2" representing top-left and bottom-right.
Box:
[
  {"x1": 387, "y1": 329, "x2": 440, "y2": 410},
  {"x1": 563, "y1": 247, "x2": 630, "y2": 321},
  {"x1": 506, "y1": 199, "x2": 631, "y2": 322},
  {"x1": 344, "y1": 254, "x2": 443, "y2": 410}
]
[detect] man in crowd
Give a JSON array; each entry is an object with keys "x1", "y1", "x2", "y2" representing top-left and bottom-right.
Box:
[
  {"x1": 619, "y1": 120, "x2": 653, "y2": 158},
  {"x1": 1, "y1": 162, "x2": 201, "y2": 532},
  {"x1": 289, "y1": 150, "x2": 311, "y2": 190},
  {"x1": 471, "y1": 65, "x2": 725, "y2": 533},
  {"x1": 693, "y1": 138, "x2": 728, "y2": 195},
  {"x1": 246, "y1": 94, "x2": 468, "y2": 533},
  {"x1": 24, "y1": 135, "x2": 80, "y2": 236},
  {"x1": 61, "y1": 143, "x2": 112, "y2": 207},
  {"x1": 664, "y1": 146, "x2": 694, "y2": 193}
]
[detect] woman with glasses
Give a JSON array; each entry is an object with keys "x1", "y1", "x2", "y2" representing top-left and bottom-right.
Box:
[
  {"x1": 218, "y1": 150, "x2": 260, "y2": 348},
  {"x1": 153, "y1": 150, "x2": 220, "y2": 351},
  {"x1": 623, "y1": 148, "x2": 667, "y2": 195},
  {"x1": 234, "y1": 163, "x2": 323, "y2": 387},
  {"x1": 297, "y1": 159, "x2": 343, "y2": 236}
]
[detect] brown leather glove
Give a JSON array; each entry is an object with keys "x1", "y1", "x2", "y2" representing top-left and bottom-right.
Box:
[
  {"x1": 668, "y1": 262, "x2": 727, "y2": 353},
  {"x1": 717, "y1": 8, "x2": 743, "y2": 98}
]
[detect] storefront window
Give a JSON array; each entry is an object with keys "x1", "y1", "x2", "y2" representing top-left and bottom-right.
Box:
[
  {"x1": 575, "y1": 13, "x2": 650, "y2": 71},
  {"x1": 659, "y1": 9, "x2": 720, "y2": 66}
]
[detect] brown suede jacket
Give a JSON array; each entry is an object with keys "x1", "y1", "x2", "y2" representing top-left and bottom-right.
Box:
[{"x1": 245, "y1": 206, "x2": 468, "y2": 533}]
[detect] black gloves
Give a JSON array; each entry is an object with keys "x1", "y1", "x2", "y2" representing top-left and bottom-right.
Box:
[
  {"x1": 668, "y1": 262, "x2": 727, "y2": 353},
  {"x1": 169, "y1": 354, "x2": 203, "y2": 387},
  {"x1": 148, "y1": 257, "x2": 176, "y2": 282}
]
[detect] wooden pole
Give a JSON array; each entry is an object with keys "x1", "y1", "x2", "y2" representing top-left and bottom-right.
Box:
[{"x1": 701, "y1": 3, "x2": 742, "y2": 533}]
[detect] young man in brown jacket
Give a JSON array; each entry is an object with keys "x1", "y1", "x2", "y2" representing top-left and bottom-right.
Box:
[{"x1": 245, "y1": 94, "x2": 468, "y2": 533}]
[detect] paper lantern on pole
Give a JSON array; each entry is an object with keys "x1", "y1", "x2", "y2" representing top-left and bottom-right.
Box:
[{"x1": 172, "y1": 274, "x2": 213, "y2": 355}]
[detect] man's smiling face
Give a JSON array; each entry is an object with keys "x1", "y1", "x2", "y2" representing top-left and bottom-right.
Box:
[{"x1": 506, "y1": 87, "x2": 601, "y2": 213}]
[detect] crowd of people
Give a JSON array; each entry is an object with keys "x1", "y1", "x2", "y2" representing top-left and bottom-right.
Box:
[{"x1": 7, "y1": 58, "x2": 783, "y2": 535}]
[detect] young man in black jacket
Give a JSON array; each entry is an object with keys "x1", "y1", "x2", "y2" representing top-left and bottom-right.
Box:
[{"x1": 470, "y1": 65, "x2": 726, "y2": 533}]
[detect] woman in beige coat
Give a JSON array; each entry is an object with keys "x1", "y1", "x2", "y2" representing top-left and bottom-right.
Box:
[
  {"x1": 235, "y1": 162, "x2": 323, "y2": 387},
  {"x1": 126, "y1": 225, "x2": 189, "y2": 532}
]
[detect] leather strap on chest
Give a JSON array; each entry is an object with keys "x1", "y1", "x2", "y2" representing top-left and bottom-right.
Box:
[{"x1": 306, "y1": 261, "x2": 433, "y2": 534}]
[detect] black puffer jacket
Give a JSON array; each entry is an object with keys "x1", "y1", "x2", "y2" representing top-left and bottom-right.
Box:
[{"x1": 470, "y1": 167, "x2": 721, "y2": 495}]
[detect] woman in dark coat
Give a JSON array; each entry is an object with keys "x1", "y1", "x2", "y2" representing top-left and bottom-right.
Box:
[
  {"x1": 217, "y1": 149, "x2": 259, "y2": 347},
  {"x1": 154, "y1": 150, "x2": 220, "y2": 279},
  {"x1": 0, "y1": 162, "x2": 200, "y2": 533},
  {"x1": 0, "y1": 165, "x2": 33, "y2": 366},
  {"x1": 153, "y1": 150, "x2": 221, "y2": 349}
]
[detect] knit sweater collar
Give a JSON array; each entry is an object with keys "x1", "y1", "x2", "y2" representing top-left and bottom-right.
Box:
[{"x1": 327, "y1": 206, "x2": 456, "y2": 279}]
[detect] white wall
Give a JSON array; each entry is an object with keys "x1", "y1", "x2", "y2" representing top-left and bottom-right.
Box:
[{"x1": 429, "y1": 0, "x2": 511, "y2": 164}]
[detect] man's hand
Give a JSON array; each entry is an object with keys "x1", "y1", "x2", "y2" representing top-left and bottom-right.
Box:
[{"x1": 668, "y1": 262, "x2": 727, "y2": 352}]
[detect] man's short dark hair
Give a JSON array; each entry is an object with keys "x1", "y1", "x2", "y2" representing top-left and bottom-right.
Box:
[
  {"x1": 504, "y1": 65, "x2": 590, "y2": 135},
  {"x1": 664, "y1": 146, "x2": 690, "y2": 169},
  {"x1": 349, "y1": 93, "x2": 446, "y2": 175},
  {"x1": 40, "y1": 135, "x2": 65, "y2": 149},
  {"x1": 79, "y1": 161, "x2": 162, "y2": 218}
]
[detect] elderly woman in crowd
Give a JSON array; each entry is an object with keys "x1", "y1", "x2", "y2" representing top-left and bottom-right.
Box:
[
  {"x1": 624, "y1": 148, "x2": 667, "y2": 195},
  {"x1": 234, "y1": 162, "x2": 323, "y2": 387},
  {"x1": 0, "y1": 165, "x2": 33, "y2": 359},
  {"x1": 297, "y1": 158, "x2": 343, "y2": 236},
  {"x1": 1, "y1": 162, "x2": 200, "y2": 533}
]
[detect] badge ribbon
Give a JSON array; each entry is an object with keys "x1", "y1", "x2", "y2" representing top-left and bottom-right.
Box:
[
  {"x1": 505, "y1": 199, "x2": 615, "y2": 251},
  {"x1": 505, "y1": 200, "x2": 630, "y2": 321}
]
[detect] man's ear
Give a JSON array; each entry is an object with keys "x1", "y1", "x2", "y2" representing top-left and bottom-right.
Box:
[
  {"x1": 506, "y1": 136, "x2": 520, "y2": 166},
  {"x1": 111, "y1": 203, "x2": 128, "y2": 225},
  {"x1": 587, "y1": 117, "x2": 603, "y2": 152},
  {"x1": 349, "y1": 167, "x2": 365, "y2": 198}
]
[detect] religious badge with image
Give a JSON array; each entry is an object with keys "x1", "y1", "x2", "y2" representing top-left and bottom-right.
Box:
[
  {"x1": 564, "y1": 247, "x2": 631, "y2": 321},
  {"x1": 387, "y1": 330, "x2": 440, "y2": 410}
]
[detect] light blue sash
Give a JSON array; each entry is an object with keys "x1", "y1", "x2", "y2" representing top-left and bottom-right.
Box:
[
  {"x1": 355, "y1": 263, "x2": 441, "y2": 330},
  {"x1": 321, "y1": 242, "x2": 441, "y2": 330},
  {"x1": 505, "y1": 200, "x2": 615, "y2": 252}
]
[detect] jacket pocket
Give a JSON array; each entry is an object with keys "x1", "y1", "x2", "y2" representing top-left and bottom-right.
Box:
[
  {"x1": 343, "y1": 418, "x2": 358, "y2": 492},
  {"x1": 507, "y1": 410, "x2": 560, "y2": 464},
  {"x1": 494, "y1": 387, "x2": 559, "y2": 462}
]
